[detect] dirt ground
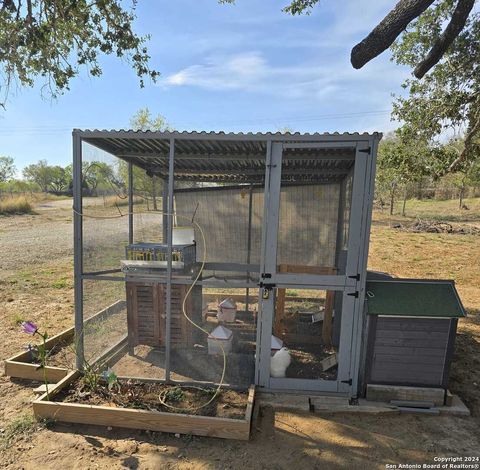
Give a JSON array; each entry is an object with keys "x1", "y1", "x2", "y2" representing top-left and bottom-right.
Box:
[{"x1": 1, "y1": 198, "x2": 480, "y2": 469}]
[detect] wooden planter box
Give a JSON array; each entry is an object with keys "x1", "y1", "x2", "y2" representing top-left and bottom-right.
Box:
[
  {"x1": 33, "y1": 371, "x2": 255, "y2": 441},
  {"x1": 4, "y1": 300, "x2": 127, "y2": 383}
]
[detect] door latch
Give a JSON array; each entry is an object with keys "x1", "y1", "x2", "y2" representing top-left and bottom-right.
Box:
[
  {"x1": 348, "y1": 274, "x2": 360, "y2": 281},
  {"x1": 341, "y1": 378, "x2": 353, "y2": 386},
  {"x1": 347, "y1": 291, "x2": 359, "y2": 298}
]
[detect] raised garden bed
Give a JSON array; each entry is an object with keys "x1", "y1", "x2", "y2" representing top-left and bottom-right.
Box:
[
  {"x1": 33, "y1": 370, "x2": 255, "y2": 440},
  {"x1": 4, "y1": 300, "x2": 127, "y2": 382}
]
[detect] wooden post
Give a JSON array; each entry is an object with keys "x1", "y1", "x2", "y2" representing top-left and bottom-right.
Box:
[
  {"x1": 274, "y1": 264, "x2": 288, "y2": 337},
  {"x1": 322, "y1": 289, "x2": 335, "y2": 347}
]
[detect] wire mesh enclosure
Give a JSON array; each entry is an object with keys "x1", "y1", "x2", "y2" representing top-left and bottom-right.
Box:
[{"x1": 73, "y1": 130, "x2": 380, "y2": 396}]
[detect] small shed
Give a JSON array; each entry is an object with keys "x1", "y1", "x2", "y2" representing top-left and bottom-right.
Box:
[{"x1": 364, "y1": 279, "x2": 466, "y2": 391}]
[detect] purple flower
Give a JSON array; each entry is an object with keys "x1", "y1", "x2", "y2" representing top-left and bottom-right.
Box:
[{"x1": 21, "y1": 321, "x2": 38, "y2": 335}]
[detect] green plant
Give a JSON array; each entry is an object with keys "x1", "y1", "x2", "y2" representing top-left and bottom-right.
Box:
[
  {"x1": 101, "y1": 368, "x2": 120, "y2": 392},
  {"x1": 164, "y1": 387, "x2": 186, "y2": 403},
  {"x1": 21, "y1": 321, "x2": 50, "y2": 400}
]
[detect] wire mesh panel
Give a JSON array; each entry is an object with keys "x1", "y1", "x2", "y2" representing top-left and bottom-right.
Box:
[
  {"x1": 167, "y1": 288, "x2": 258, "y2": 387},
  {"x1": 277, "y1": 184, "x2": 340, "y2": 268},
  {"x1": 82, "y1": 279, "x2": 128, "y2": 366},
  {"x1": 272, "y1": 288, "x2": 338, "y2": 381},
  {"x1": 175, "y1": 186, "x2": 264, "y2": 266},
  {"x1": 81, "y1": 142, "x2": 129, "y2": 274}
]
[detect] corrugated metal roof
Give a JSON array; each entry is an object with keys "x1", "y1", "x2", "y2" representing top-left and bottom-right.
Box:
[{"x1": 76, "y1": 129, "x2": 381, "y2": 183}]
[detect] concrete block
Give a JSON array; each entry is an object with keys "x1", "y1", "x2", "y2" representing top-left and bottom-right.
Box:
[
  {"x1": 438, "y1": 395, "x2": 470, "y2": 417},
  {"x1": 366, "y1": 384, "x2": 445, "y2": 406},
  {"x1": 257, "y1": 392, "x2": 311, "y2": 412}
]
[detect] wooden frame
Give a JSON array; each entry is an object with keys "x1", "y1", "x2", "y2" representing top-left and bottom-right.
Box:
[
  {"x1": 33, "y1": 370, "x2": 255, "y2": 441},
  {"x1": 274, "y1": 265, "x2": 337, "y2": 346},
  {"x1": 4, "y1": 300, "x2": 127, "y2": 382}
]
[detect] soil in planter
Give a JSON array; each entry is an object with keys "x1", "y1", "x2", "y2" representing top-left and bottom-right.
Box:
[{"x1": 56, "y1": 378, "x2": 248, "y2": 420}]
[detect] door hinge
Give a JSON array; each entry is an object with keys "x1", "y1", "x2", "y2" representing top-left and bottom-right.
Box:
[
  {"x1": 348, "y1": 274, "x2": 360, "y2": 281},
  {"x1": 347, "y1": 291, "x2": 359, "y2": 298},
  {"x1": 341, "y1": 378, "x2": 353, "y2": 386},
  {"x1": 359, "y1": 147, "x2": 371, "y2": 154}
]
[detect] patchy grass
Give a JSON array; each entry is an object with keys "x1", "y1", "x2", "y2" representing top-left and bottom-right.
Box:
[
  {"x1": 0, "y1": 412, "x2": 48, "y2": 450},
  {"x1": 383, "y1": 197, "x2": 480, "y2": 223},
  {"x1": 11, "y1": 312, "x2": 25, "y2": 326},
  {"x1": 51, "y1": 278, "x2": 68, "y2": 289},
  {"x1": 0, "y1": 196, "x2": 33, "y2": 215}
]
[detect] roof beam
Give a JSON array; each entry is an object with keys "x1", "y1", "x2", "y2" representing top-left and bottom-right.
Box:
[
  {"x1": 118, "y1": 151, "x2": 355, "y2": 161},
  {"x1": 148, "y1": 167, "x2": 349, "y2": 177}
]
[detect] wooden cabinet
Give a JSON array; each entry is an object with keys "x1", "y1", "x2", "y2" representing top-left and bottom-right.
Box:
[{"x1": 126, "y1": 281, "x2": 200, "y2": 352}]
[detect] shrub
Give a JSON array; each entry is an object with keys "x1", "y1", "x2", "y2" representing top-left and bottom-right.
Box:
[{"x1": 0, "y1": 196, "x2": 33, "y2": 215}]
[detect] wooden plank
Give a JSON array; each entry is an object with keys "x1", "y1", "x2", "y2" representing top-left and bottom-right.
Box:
[
  {"x1": 280, "y1": 264, "x2": 336, "y2": 275},
  {"x1": 373, "y1": 345, "x2": 446, "y2": 357},
  {"x1": 33, "y1": 372, "x2": 254, "y2": 441},
  {"x1": 366, "y1": 384, "x2": 445, "y2": 405},
  {"x1": 370, "y1": 371, "x2": 442, "y2": 385},
  {"x1": 245, "y1": 385, "x2": 256, "y2": 430},
  {"x1": 203, "y1": 292, "x2": 319, "y2": 303},
  {"x1": 375, "y1": 330, "x2": 448, "y2": 340},
  {"x1": 373, "y1": 354, "x2": 445, "y2": 366},
  {"x1": 274, "y1": 264, "x2": 288, "y2": 337},
  {"x1": 373, "y1": 338, "x2": 449, "y2": 348},
  {"x1": 322, "y1": 285, "x2": 335, "y2": 346},
  {"x1": 152, "y1": 283, "x2": 161, "y2": 345},
  {"x1": 4, "y1": 361, "x2": 69, "y2": 383},
  {"x1": 126, "y1": 282, "x2": 138, "y2": 352},
  {"x1": 320, "y1": 353, "x2": 338, "y2": 372},
  {"x1": 376, "y1": 318, "x2": 450, "y2": 333}
]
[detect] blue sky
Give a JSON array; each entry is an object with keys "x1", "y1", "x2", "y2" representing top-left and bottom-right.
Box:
[{"x1": 0, "y1": 0, "x2": 411, "y2": 173}]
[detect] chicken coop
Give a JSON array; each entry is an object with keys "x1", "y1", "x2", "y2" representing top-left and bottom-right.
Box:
[{"x1": 72, "y1": 130, "x2": 381, "y2": 396}]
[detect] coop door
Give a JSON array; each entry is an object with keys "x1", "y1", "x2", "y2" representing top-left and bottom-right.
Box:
[{"x1": 256, "y1": 140, "x2": 373, "y2": 394}]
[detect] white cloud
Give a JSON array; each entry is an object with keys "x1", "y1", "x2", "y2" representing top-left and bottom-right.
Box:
[
  {"x1": 162, "y1": 51, "x2": 343, "y2": 98},
  {"x1": 161, "y1": 50, "x2": 409, "y2": 106}
]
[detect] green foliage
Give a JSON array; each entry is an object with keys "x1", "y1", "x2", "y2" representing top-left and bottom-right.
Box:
[
  {"x1": 220, "y1": 0, "x2": 320, "y2": 15},
  {"x1": 23, "y1": 159, "x2": 55, "y2": 192},
  {"x1": 0, "y1": 0, "x2": 159, "y2": 107},
  {"x1": 21, "y1": 159, "x2": 121, "y2": 195},
  {"x1": 282, "y1": 0, "x2": 320, "y2": 15},
  {"x1": 164, "y1": 386, "x2": 186, "y2": 402},
  {"x1": 120, "y1": 107, "x2": 172, "y2": 203},
  {"x1": 130, "y1": 107, "x2": 170, "y2": 132},
  {"x1": 0, "y1": 156, "x2": 16, "y2": 182},
  {"x1": 391, "y1": 1, "x2": 480, "y2": 174}
]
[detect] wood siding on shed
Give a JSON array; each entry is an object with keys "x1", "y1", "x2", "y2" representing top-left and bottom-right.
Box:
[{"x1": 367, "y1": 317, "x2": 452, "y2": 388}]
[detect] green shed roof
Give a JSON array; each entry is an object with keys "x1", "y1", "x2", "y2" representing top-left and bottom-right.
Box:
[{"x1": 365, "y1": 279, "x2": 466, "y2": 318}]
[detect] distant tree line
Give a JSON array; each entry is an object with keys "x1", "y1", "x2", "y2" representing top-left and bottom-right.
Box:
[{"x1": 376, "y1": 133, "x2": 480, "y2": 215}]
